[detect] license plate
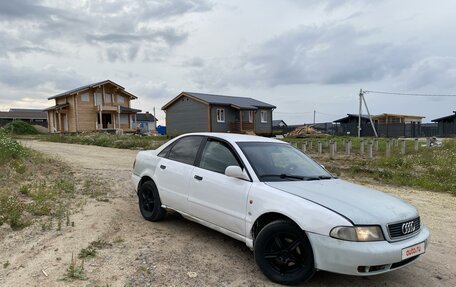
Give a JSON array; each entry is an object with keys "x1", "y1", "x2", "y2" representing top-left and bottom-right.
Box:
[{"x1": 402, "y1": 242, "x2": 425, "y2": 260}]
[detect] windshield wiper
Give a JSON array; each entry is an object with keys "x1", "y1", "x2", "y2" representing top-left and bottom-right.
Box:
[
  {"x1": 259, "y1": 174, "x2": 335, "y2": 181},
  {"x1": 259, "y1": 174, "x2": 306, "y2": 180}
]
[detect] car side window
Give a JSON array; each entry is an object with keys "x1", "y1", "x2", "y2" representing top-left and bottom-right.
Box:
[
  {"x1": 167, "y1": 136, "x2": 203, "y2": 165},
  {"x1": 199, "y1": 139, "x2": 240, "y2": 174},
  {"x1": 157, "y1": 143, "x2": 173, "y2": 158}
]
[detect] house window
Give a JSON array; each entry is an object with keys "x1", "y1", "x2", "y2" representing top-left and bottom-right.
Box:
[
  {"x1": 248, "y1": 111, "x2": 253, "y2": 123},
  {"x1": 80, "y1": 93, "x2": 89, "y2": 102},
  {"x1": 117, "y1": 95, "x2": 125, "y2": 104},
  {"x1": 104, "y1": 93, "x2": 111, "y2": 103},
  {"x1": 217, "y1": 108, "x2": 225, "y2": 123},
  {"x1": 260, "y1": 110, "x2": 267, "y2": 123},
  {"x1": 94, "y1": 92, "x2": 103, "y2": 106}
]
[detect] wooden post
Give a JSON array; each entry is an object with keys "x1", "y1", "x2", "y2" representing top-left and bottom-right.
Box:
[
  {"x1": 302, "y1": 142, "x2": 307, "y2": 153},
  {"x1": 360, "y1": 139, "x2": 365, "y2": 155},
  {"x1": 334, "y1": 140, "x2": 337, "y2": 153},
  {"x1": 414, "y1": 138, "x2": 419, "y2": 151},
  {"x1": 386, "y1": 140, "x2": 391, "y2": 157},
  {"x1": 374, "y1": 139, "x2": 379, "y2": 152},
  {"x1": 346, "y1": 140, "x2": 351, "y2": 155},
  {"x1": 57, "y1": 112, "x2": 61, "y2": 132},
  {"x1": 329, "y1": 141, "x2": 335, "y2": 159},
  {"x1": 401, "y1": 140, "x2": 406, "y2": 155},
  {"x1": 318, "y1": 141, "x2": 322, "y2": 154},
  {"x1": 368, "y1": 141, "x2": 373, "y2": 159}
]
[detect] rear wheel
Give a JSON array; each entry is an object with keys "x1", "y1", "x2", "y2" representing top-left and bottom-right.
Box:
[
  {"x1": 138, "y1": 181, "x2": 166, "y2": 221},
  {"x1": 254, "y1": 220, "x2": 315, "y2": 285}
]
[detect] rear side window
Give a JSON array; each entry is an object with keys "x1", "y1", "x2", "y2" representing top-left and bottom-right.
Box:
[
  {"x1": 167, "y1": 136, "x2": 203, "y2": 165},
  {"x1": 157, "y1": 143, "x2": 173, "y2": 158},
  {"x1": 199, "y1": 139, "x2": 240, "y2": 174}
]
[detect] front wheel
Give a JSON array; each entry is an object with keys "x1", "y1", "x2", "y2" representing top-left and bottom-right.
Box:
[
  {"x1": 254, "y1": 220, "x2": 315, "y2": 285},
  {"x1": 138, "y1": 181, "x2": 166, "y2": 221}
]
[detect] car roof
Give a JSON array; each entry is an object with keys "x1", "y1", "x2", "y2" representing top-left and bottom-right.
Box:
[{"x1": 177, "y1": 132, "x2": 286, "y2": 144}]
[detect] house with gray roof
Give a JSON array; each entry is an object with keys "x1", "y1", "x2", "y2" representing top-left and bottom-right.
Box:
[
  {"x1": 0, "y1": 108, "x2": 48, "y2": 127},
  {"x1": 432, "y1": 111, "x2": 456, "y2": 137},
  {"x1": 162, "y1": 92, "x2": 276, "y2": 136}
]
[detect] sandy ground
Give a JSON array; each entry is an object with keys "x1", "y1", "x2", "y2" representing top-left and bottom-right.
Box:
[{"x1": 0, "y1": 140, "x2": 455, "y2": 287}]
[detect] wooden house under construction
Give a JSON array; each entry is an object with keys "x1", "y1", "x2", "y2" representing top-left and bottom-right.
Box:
[{"x1": 45, "y1": 80, "x2": 141, "y2": 133}]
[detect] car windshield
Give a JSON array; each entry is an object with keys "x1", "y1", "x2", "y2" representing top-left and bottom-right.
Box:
[{"x1": 237, "y1": 142, "x2": 333, "y2": 182}]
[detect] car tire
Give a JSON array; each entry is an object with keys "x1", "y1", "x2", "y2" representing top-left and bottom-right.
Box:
[
  {"x1": 254, "y1": 220, "x2": 315, "y2": 285},
  {"x1": 138, "y1": 181, "x2": 166, "y2": 221}
]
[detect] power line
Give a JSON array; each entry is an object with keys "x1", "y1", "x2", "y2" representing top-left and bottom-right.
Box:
[{"x1": 364, "y1": 90, "x2": 456, "y2": 97}]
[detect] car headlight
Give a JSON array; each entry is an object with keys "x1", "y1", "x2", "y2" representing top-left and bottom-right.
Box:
[{"x1": 330, "y1": 226, "x2": 384, "y2": 242}]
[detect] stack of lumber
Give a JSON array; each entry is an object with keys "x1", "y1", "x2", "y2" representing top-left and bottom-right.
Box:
[{"x1": 285, "y1": 126, "x2": 321, "y2": 137}]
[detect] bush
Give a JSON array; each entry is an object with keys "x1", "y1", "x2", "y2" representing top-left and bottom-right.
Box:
[
  {"x1": 4, "y1": 120, "x2": 38, "y2": 135},
  {"x1": 0, "y1": 131, "x2": 27, "y2": 163}
]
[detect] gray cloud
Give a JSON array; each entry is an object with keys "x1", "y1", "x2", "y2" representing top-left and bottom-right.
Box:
[
  {"x1": 191, "y1": 23, "x2": 419, "y2": 88},
  {"x1": 0, "y1": 61, "x2": 87, "y2": 95},
  {"x1": 0, "y1": 0, "x2": 211, "y2": 62}
]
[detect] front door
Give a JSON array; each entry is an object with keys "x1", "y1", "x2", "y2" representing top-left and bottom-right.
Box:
[
  {"x1": 188, "y1": 138, "x2": 251, "y2": 235},
  {"x1": 102, "y1": 114, "x2": 111, "y2": 129}
]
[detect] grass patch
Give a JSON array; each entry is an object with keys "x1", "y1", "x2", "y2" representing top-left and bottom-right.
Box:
[
  {"x1": 291, "y1": 137, "x2": 456, "y2": 194},
  {"x1": 78, "y1": 239, "x2": 112, "y2": 259},
  {"x1": 20, "y1": 132, "x2": 169, "y2": 150},
  {"x1": 63, "y1": 254, "x2": 87, "y2": 281}
]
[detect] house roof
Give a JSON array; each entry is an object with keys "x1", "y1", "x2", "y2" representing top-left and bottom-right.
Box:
[
  {"x1": 333, "y1": 114, "x2": 370, "y2": 123},
  {"x1": 43, "y1": 103, "x2": 69, "y2": 111},
  {"x1": 272, "y1": 120, "x2": 287, "y2": 127},
  {"x1": 48, "y1": 80, "x2": 138, "y2": 100},
  {"x1": 162, "y1": 92, "x2": 276, "y2": 110},
  {"x1": 432, "y1": 111, "x2": 456, "y2": 122},
  {"x1": 120, "y1": 106, "x2": 141, "y2": 113},
  {"x1": 372, "y1": 113, "x2": 425, "y2": 119},
  {"x1": 137, "y1": 113, "x2": 158, "y2": 122},
  {"x1": 0, "y1": 109, "x2": 47, "y2": 120}
]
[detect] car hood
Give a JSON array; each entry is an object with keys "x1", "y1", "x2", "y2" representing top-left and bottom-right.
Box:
[{"x1": 266, "y1": 179, "x2": 418, "y2": 225}]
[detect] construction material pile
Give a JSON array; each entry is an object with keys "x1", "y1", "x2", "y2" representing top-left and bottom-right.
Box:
[{"x1": 285, "y1": 125, "x2": 322, "y2": 137}]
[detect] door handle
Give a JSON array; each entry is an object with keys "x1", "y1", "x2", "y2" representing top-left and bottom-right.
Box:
[
  {"x1": 160, "y1": 165, "x2": 166, "y2": 170},
  {"x1": 194, "y1": 175, "x2": 203, "y2": 181}
]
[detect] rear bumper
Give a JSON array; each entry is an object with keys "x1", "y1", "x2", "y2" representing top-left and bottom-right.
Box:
[
  {"x1": 131, "y1": 173, "x2": 141, "y2": 193},
  {"x1": 308, "y1": 225, "x2": 430, "y2": 275}
]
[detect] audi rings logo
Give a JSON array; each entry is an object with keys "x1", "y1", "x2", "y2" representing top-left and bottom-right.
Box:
[{"x1": 402, "y1": 221, "x2": 416, "y2": 234}]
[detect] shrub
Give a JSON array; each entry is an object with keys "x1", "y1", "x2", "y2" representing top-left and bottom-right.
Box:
[
  {"x1": 0, "y1": 131, "x2": 27, "y2": 163},
  {"x1": 4, "y1": 120, "x2": 38, "y2": 135}
]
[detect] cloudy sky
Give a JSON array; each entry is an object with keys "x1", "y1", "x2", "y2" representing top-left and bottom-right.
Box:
[{"x1": 1, "y1": 0, "x2": 455, "y2": 124}]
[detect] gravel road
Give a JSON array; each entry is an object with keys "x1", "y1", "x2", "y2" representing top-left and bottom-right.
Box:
[{"x1": 1, "y1": 140, "x2": 454, "y2": 287}]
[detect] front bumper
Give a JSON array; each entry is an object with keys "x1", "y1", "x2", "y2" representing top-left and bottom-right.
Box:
[{"x1": 307, "y1": 225, "x2": 430, "y2": 275}]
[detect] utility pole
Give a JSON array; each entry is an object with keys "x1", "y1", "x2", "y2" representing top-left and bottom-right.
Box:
[
  {"x1": 358, "y1": 89, "x2": 378, "y2": 138},
  {"x1": 313, "y1": 110, "x2": 316, "y2": 126},
  {"x1": 358, "y1": 89, "x2": 363, "y2": 138}
]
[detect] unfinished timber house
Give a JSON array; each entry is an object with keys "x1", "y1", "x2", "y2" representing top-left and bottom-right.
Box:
[{"x1": 45, "y1": 80, "x2": 141, "y2": 133}]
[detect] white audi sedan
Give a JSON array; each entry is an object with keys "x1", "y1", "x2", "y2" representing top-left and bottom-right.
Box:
[{"x1": 131, "y1": 133, "x2": 429, "y2": 285}]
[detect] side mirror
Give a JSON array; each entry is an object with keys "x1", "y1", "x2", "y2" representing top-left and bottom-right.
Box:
[{"x1": 225, "y1": 166, "x2": 249, "y2": 180}]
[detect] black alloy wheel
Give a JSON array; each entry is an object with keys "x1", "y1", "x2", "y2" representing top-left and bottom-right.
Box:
[
  {"x1": 254, "y1": 220, "x2": 315, "y2": 285},
  {"x1": 138, "y1": 181, "x2": 166, "y2": 221}
]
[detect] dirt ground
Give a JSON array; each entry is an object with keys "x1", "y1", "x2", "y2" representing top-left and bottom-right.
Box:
[{"x1": 0, "y1": 140, "x2": 455, "y2": 287}]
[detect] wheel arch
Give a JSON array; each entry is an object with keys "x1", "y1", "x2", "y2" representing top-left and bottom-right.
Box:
[
  {"x1": 251, "y1": 212, "x2": 301, "y2": 240},
  {"x1": 138, "y1": 175, "x2": 154, "y2": 193}
]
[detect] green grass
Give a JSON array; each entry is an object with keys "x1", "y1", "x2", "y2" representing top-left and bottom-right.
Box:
[
  {"x1": 24, "y1": 132, "x2": 169, "y2": 150},
  {"x1": 287, "y1": 137, "x2": 456, "y2": 194}
]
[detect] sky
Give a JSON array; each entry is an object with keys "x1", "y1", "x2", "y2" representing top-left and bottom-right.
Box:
[{"x1": 1, "y1": 0, "x2": 456, "y2": 124}]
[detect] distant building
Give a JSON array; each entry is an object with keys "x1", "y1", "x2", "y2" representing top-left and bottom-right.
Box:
[
  {"x1": 45, "y1": 80, "x2": 141, "y2": 133},
  {"x1": 373, "y1": 113, "x2": 424, "y2": 124},
  {"x1": 272, "y1": 120, "x2": 288, "y2": 128},
  {"x1": 136, "y1": 112, "x2": 158, "y2": 134},
  {"x1": 0, "y1": 108, "x2": 48, "y2": 127},
  {"x1": 432, "y1": 111, "x2": 456, "y2": 137},
  {"x1": 333, "y1": 114, "x2": 372, "y2": 136},
  {"x1": 162, "y1": 92, "x2": 276, "y2": 137}
]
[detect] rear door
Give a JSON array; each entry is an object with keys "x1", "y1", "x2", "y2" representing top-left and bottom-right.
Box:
[
  {"x1": 188, "y1": 138, "x2": 252, "y2": 236},
  {"x1": 155, "y1": 136, "x2": 204, "y2": 213}
]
